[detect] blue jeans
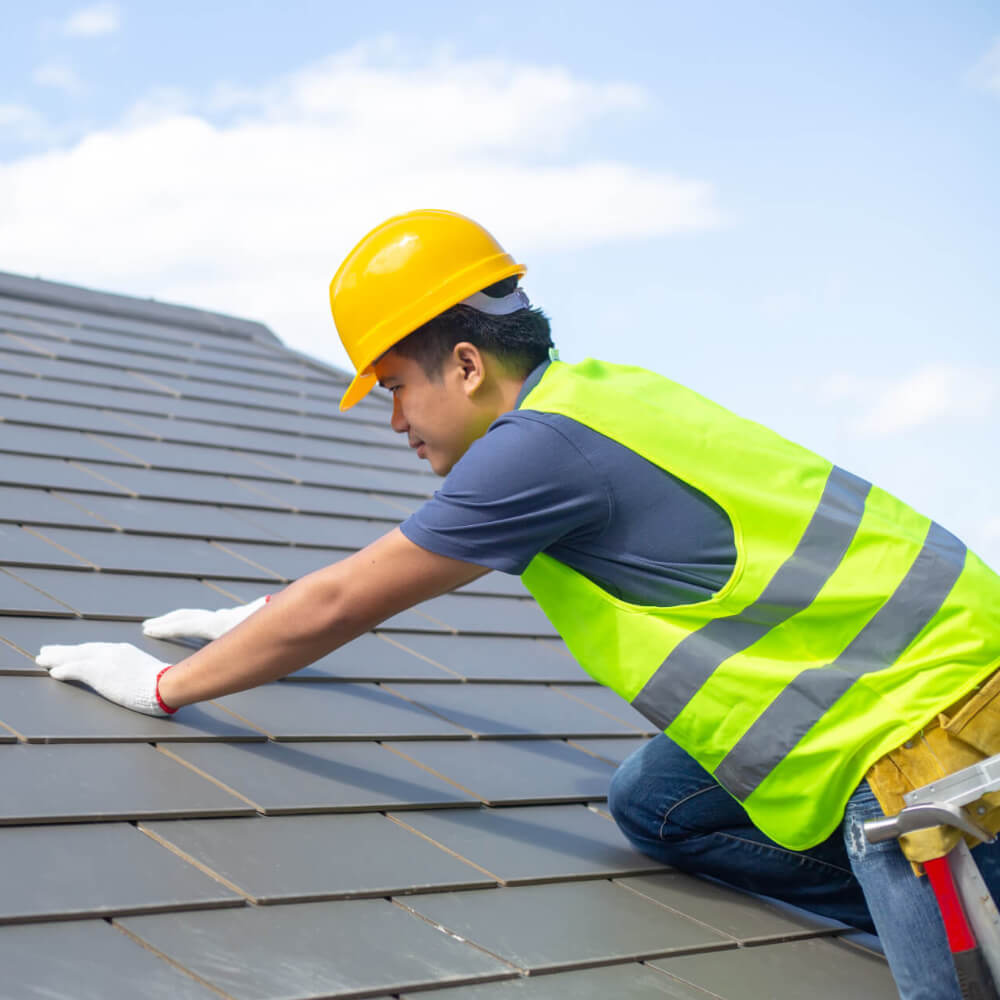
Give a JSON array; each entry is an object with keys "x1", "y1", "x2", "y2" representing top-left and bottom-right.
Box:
[{"x1": 609, "y1": 734, "x2": 1000, "y2": 1000}]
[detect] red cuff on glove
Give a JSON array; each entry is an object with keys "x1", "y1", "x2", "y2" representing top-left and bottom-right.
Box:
[{"x1": 155, "y1": 666, "x2": 178, "y2": 715}]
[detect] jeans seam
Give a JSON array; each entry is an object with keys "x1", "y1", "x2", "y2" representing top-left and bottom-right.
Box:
[
  {"x1": 720, "y1": 831, "x2": 853, "y2": 876},
  {"x1": 659, "y1": 785, "x2": 853, "y2": 878},
  {"x1": 659, "y1": 784, "x2": 716, "y2": 838}
]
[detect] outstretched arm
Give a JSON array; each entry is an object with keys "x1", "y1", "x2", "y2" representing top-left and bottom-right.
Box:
[
  {"x1": 40, "y1": 528, "x2": 488, "y2": 713},
  {"x1": 159, "y1": 527, "x2": 487, "y2": 707}
]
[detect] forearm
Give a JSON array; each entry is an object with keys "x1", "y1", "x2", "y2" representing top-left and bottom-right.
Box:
[
  {"x1": 157, "y1": 567, "x2": 364, "y2": 708},
  {"x1": 41, "y1": 528, "x2": 488, "y2": 715}
]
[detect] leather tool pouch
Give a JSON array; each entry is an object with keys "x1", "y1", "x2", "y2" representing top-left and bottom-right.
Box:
[{"x1": 866, "y1": 669, "x2": 1000, "y2": 870}]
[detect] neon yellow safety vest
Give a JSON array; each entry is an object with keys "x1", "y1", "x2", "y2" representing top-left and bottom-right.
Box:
[{"x1": 520, "y1": 359, "x2": 1000, "y2": 849}]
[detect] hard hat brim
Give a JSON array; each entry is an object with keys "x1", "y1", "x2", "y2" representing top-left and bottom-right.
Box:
[{"x1": 339, "y1": 370, "x2": 378, "y2": 411}]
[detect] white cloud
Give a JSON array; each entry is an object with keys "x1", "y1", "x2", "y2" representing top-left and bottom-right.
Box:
[
  {"x1": 0, "y1": 44, "x2": 719, "y2": 369},
  {"x1": 969, "y1": 38, "x2": 1000, "y2": 96},
  {"x1": 820, "y1": 364, "x2": 996, "y2": 436},
  {"x1": 62, "y1": 2, "x2": 120, "y2": 37},
  {"x1": 0, "y1": 104, "x2": 45, "y2": 134},
  {"x1": 32, "y1": 62, "x2": 84, "y2": 96},
  {"x1": 986, "y1": 517, "x2": 1000, "y2": 541}
]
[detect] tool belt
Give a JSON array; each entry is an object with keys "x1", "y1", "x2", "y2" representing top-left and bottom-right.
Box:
[{"x1": 866, "y1": 668, "x2": 1000, "y2": 870}]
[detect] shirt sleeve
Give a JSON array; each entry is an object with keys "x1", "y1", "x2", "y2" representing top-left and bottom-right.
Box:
[{"x1": 400, "y1": 412, "x2": 613, "y2": 574}]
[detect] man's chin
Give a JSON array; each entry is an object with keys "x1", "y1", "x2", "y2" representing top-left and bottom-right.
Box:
[{"x1": 426, "y1": 452, "x2": 456, "y2": 477}]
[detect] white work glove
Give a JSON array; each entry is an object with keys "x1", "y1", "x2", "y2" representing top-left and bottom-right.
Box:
[
  {"x1": 36, "y1": 643, "x2": 174, "y2": 717},
  {"x1": 142, "y1": 595, "x2": 269, "y2": 642}
]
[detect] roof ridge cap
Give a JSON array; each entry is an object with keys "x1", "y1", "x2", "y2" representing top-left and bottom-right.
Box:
[{"x1": 0, "y1": 269, "x2": 278, "y2": 345}]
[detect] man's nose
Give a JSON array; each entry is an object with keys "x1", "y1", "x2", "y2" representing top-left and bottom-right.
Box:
[{"x1": 390, "y1": 395, "x2": 408, "y2": 434}]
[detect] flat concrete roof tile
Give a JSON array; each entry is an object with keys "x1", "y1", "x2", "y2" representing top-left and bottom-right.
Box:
[
  {"x1": 32, "y1": 526, "x2": 282, "y2": 579},
  {"x1": 141, "y1": 812, "x2": 496, "y2": 902},
  {"x1": 159, "y1": 739, "x2": 478, "y2": 813},
  {"x1": 0, "y1": 522, "x2": 92, "y2": 570},
  {"x1": 0, "y1": 920, "x2": 223, "y2": 999},
  {"x1": 50, "y1": 491, "x2": 285, "y2": 539},
  {"x1": 400, "y1": 962, "x2": 717, "y2": 999},
  {"x1": 0, "y1": 567, "x2": 74, "y2": 614},
  {"x1": 398, "y1": 881, "x2": 734, "y2": 973},
  {"x1": 3, "y1": 567, "x2": 246, "y2": 618},
  {"x1": 0, "y1": 822, "x2": 242, "y2": 923},
  {"x1": 387, "y1": 634, "x2": 583, "y2": 683},
  {"x1": 213, "y1": 681, "x2": 469, "y2": 741},
  {"x1": 616, "y1": 872, "x2": 840, "y2": 943},
  {"x1": 388, "y1": 804, "x2": 667, "y2": 885},
  {"x1": 566, "y1": 737, "x2": 653, "y2": 765},
  {"x1": 383, "y1": 683, "x2": 639, "y2": 739},
  {"x1": 0, "y1": 615, "x2": 198, "y2": 674},
  {"x1": 283, "y1": 632, "x2": 456, "y2": 682},
  {"x1": 382, "y1": 740, "x2": 616, "y2": 805},
  {"x1": 0, "y1": 484, "x2": 110, "y2": 529},
  {"x1": 0, "y1": 743, "x2": 254, "y2": 824},
  {"x1": 118, "y1": 898, "x2": 516, "y2": 998},
  {"x1": 647, "y1": 937, "x2": 899, "y2": 999},
  {"x1": 0, "y1": 675, "x2": 266, "y2": 742}
]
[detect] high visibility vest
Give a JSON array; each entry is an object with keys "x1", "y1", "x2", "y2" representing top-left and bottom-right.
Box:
[{"x1": 519, "y1": 359, "x2": 1000, "y2": 849}]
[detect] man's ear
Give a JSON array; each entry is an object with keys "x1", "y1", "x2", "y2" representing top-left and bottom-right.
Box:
[{"x1": 451, "y1": 342, "x2": 486, "y2": 396}]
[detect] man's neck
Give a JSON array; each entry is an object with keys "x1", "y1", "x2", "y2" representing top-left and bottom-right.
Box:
[{"x1": 512, "y1": 359, "x2": 551, "y2": 409}]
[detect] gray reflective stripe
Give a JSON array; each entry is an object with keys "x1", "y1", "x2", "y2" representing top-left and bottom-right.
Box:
[
  {"x1": 632, "y1": 466, "x2": 871, "y2": 731},
  {"x1": 714, "y1": 520, "x2": 967, "y2": 801}
]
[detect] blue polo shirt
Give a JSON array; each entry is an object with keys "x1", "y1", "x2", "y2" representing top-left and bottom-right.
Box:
[{"x1": 400, "y1": 365, "x2": 737, "y2": 607}]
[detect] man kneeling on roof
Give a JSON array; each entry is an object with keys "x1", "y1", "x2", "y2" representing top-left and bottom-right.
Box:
[{"x1": 38, "y1": 210, "x2": 1000, "y2": 1000}]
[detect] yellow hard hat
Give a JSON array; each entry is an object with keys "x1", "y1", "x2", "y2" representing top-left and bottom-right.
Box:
[{"x1": 331, "y1": 209, "x2": 526, "y2": 410}]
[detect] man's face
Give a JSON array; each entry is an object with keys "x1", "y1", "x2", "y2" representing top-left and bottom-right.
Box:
[{"x1": 374, "y1": 347, "x2": 494, "y2": 476}]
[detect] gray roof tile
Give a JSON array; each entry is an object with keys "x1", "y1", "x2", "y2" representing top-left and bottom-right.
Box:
[
  {"x1": 28, "y1": 526, "x2": 284, "y2": 579},
  {"x1": 0, "y1": 523, "x2": 93, "y2": 570},
  {"x1": 0, "y1": 484, "x2": 116, "y2": 529},
  {"x1": 0, "y1": 615, "x2": 201, "y2": 672},
  {"x1": 140, "y1": 812, "x2": 496, "y2": 902},
  {"x1": 382, "y1": 739, "x2": 617, "y2": 805},
  {"x1": 214, "y1": 681, "x2": 471, "y2": 740},
  {"x1": 0, "y1": 675, "x2": 266, "y2": 742},
  {"x1": 43, "y1": 491, "x2": 285, "y2": 539},
  {"x1": 2, "y1": 566, "x2": 251, "y2": 618},
  {"x1": 0, "y1": 743, "x2": 254, "y2": 823},
  {"x1": 382, "y1": 682, "x2": 641, "y2": 738},
  {"x1": 283, "y1": 631, "x2": 457, "y2": 682},
  {"x1": 615, "y1": 872, "x2": 842, "y2": 942},
  {"x1": 565, "y1": 736, "x2": 653, "y2": 765},
  {"x1": 0, "y1": 920, "x2": 224, "y2": 1000},
  {"x1": 400, "y1": 963, "x2": 718, "y2": 999},
  {"x1": 0, "y1": 822, "x2": 242, "y2": 923},
  {"x1": 385, "y1": 634, "x2": 583, "y2": 683},
  {"x1": 0, "y1": 421, "x2": 146, "y2": 464},
  {"x1": 397, "y1": 880, "x2": 734, "y2": 973},
  {"x1": 209, "y1": 540, "x2": 352, "y2": 581},
  {"x1": 158, "y1": 738, "x2": 478, "y2": 813},
  {"x1": 647, "y1": 937, "x2": 899, "y2": 998},
  {"x1": 387, "y1": 803, "x2": 668, "y2": 885},
  {"x1": 0, "y1": 567, "x2": 75, "y2": 613},
  {"x1": 118, "y1": 898, "x2": 516, "y2": 999}
]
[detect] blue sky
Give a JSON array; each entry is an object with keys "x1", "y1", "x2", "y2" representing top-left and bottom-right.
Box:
[{"x1": 2, "y1": 2, "x2": 998, "y2": 566}]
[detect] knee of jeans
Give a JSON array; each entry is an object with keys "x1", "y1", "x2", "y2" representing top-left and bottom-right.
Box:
[{"x1": 607, "y1": 756, "x2": 638, "y2": 830}]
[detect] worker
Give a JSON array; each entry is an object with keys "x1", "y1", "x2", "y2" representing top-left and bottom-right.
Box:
[{"x1": 38, "y1": 210, "x2": 1000, "y2": 1000}]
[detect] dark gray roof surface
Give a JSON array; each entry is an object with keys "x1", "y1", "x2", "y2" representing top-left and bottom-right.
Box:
[{"x1": 0, "y1": 270, "x2": 896, "y2": 998}]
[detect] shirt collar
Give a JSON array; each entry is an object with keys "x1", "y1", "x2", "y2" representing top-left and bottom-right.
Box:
[{"x1": 515, "y1": 359, "x2": 551, "y2": 408}]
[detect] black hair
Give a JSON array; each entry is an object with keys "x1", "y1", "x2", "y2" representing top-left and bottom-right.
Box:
[{"x1": 392, "y1": 276, "x2": 553, "y2": 380}]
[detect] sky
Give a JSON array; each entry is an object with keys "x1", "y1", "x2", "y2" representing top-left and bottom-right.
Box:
[{"x1": 1, "y1": 2, "x2": 998, "y2": 568}]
